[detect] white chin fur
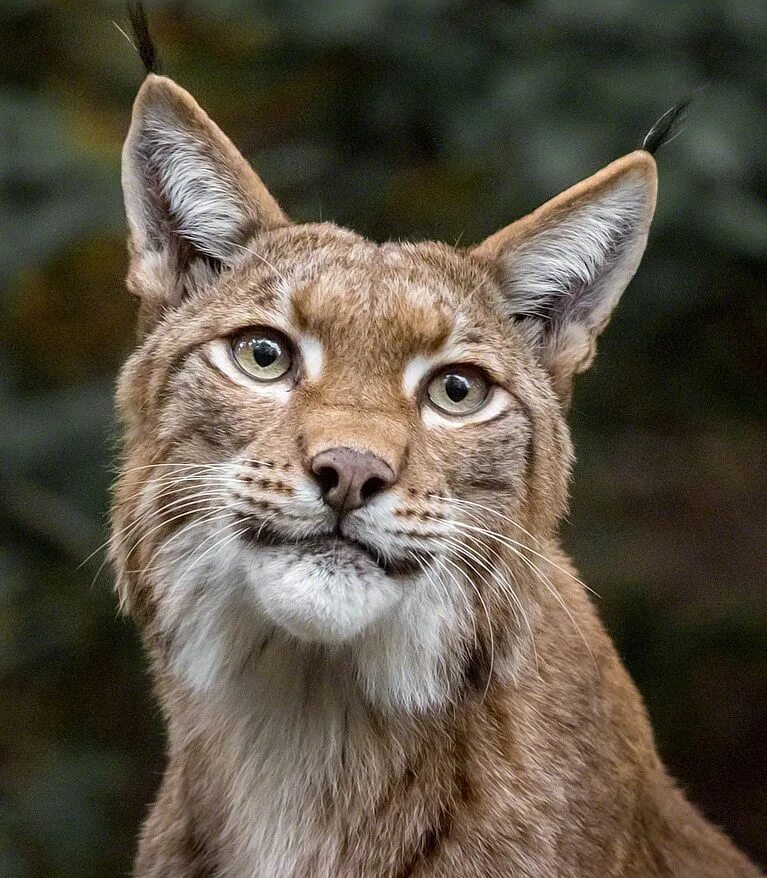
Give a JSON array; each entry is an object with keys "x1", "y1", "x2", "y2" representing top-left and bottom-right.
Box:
[
  {"x1": 155, "y1": 521, "x2": 466, "y2": 713},
  {"x1": 251, "y1": 545, "x2": 403, "y2": 643}
]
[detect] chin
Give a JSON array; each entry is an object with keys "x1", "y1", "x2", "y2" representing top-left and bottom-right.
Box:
[{"x1": 248, "y1": 542, "x2": 406, "y2": 644}]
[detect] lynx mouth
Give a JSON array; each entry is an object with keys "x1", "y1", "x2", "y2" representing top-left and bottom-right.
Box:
[{"x1": 238, "y1": 519, "x2": 425, "y2": 578}]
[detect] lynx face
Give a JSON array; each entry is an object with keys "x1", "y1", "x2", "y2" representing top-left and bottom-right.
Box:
[{"x1": 111, "y1": 74, "x2": 657, "y2": 712}]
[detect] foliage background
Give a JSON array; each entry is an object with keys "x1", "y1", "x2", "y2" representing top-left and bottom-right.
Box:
[{"x1": 1, "y1": 0, "x2": 765, "y2": 873}]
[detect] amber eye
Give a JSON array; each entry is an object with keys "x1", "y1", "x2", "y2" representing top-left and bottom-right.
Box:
[
  {"x1": 425, "y1": 366, "x2": 491, "y2": 415},
  {"x1": 231, "y1": 328, "x2": 292, "y2": 381}
]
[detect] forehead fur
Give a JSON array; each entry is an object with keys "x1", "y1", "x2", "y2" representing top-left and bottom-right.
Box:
[{"x1": 190, "y1": 222, "x2": 510, "y2": 356}]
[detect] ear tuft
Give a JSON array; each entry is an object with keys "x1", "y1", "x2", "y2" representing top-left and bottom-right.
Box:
[
  {"x1": 642, "y1": 98, "x2": 690, "y2": 156},
  {"x1": 126, "y1": 1, "x2": 161, "y2": 75}
]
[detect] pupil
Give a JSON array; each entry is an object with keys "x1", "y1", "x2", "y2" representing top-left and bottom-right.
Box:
[
  {"x1": 445, "y1": 374, "x2": 470, "y2": 402},
  {"x1": 253, "y1": 339, "x2": 279, "y2": 368}
]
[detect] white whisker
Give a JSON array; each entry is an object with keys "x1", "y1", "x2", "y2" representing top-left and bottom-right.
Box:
[
  {"x1": 446, "y1": 535, "x2": 540, "y2": 677},
  {"x1": 175, "y1": 520, "x2": 247, "y2": 582},
  {"x1": 437, "y1": 552, "x2": 495, "y2": 701},
  {"x1": 432, "y1": 494, "x2": 599, "y2": 598},
  {"x1": 432, "y1": 515, "x2": 594, "y2": 665},
  {"x1": 430, "y1": 554, "x2": 477, "y2": 649},
  {"x1": 119, "y1": 493, "x2": 233, "y2": 563},
  {"x1": 440, "y1": 534, "x2": 540, "y2": 677},
  {"x1": 129, "y1": 509, "x2": 236, "y2": 577}
]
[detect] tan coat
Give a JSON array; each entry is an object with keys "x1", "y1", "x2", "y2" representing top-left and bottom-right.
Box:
[{"x1": 109, "y1": 73, "x2": 762, "y2": 877}]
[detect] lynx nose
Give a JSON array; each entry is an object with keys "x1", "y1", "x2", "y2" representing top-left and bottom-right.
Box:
[{"x1": 310, "y1": 447, "x2": 395, "y2": 515}]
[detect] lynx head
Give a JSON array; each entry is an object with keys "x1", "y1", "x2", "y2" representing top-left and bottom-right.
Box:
[{"x1": 110, "y1": 72, "x2": 658, "y2": 712}]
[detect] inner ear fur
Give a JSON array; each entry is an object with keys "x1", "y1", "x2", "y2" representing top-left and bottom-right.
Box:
[
  {"x1": 122, "y1": 74, "x2": 288, "y2": 321},
  {"x1": 472, "y1": 151, "x2": 658, "y2": 405}
]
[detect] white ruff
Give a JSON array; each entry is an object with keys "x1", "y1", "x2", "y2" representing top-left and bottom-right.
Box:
[
  {"x1": 149, "y1": 522, "x2": 469, "y2": 874},
  {"x1": 195, "y1": 638, "x2": 380, "y2": 876}
]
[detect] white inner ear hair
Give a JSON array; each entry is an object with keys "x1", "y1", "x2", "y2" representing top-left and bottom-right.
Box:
[
  {"x1": 503, "y1": 177, "x2": 650, "y2": 324},
  {"x1": 141, "y1": 120, "x2": 248, "y2": 261}
]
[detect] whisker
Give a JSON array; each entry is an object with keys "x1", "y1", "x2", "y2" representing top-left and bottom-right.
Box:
[
  {"x1": 87, "y1": 490, "x2": 232, "y2": 586},
  {"x1": 133, "y1": 475, "x2": 234, "y2": 512},
  {"x1": 437, "y1": 552, "x2": 495, "y2": 701},
  {"x1": 130, "y1": 472, "x2": 232, "y2": 504},
  {"x1": 128, "y1": 508, "x2": 236, "y2": 576},
  {"x1": 81, "y1": 473, "x2": 236, "y2": 571},
  {"x1": 426, "y1": 515, "x2": 594, "y2": 661},
  {"x1": 430, "y1": 554, "x2": 477, "y2": 650},
  {"x1": 432, "y1": 494, "x2": 599, "y2": 598},
  {"x1": 117, "y1": 461, "x2": 242, "y2": 475},
  {"x1": 119, "y1": 493, "x2": 233, "y2": 563},
  {"x1": 428, "y1": 514, "x2": 593, "y2": 665},
  {"x1": 113, "y1": 489, "x2": 233, "y2": 549},
  {"x1": 440, "y1": 535, "x2": 540, "y2": 677},
  {"x1": 175, "y1": 520, "x2": 247, "y2": 582},
  {"x1": 448, "y1": 535, "x2": 540, "y2": 676},
  {"x1": 430, "y1": 494, "x2": 545, "y2": 547},
  {"x1": 408, "y1": 550, "x2": 452, "y2": 611}
]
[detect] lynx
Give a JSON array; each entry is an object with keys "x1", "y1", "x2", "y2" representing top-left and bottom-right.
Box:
[{"x1": 109, "y1": 6, "x2": 763, "y2": 876}]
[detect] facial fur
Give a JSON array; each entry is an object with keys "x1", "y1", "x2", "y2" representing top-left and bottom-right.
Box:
[{"x1": 111, "y1": 222, "x2": 574, "y2": 712}]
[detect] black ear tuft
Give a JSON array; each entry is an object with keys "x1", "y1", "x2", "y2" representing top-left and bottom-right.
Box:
[
  {"x1": 127, "y1": 2, "x2": 161, "y2": 75},
  {"x1": 641, "y1": 98, "x2": 691, "y2": 155}
]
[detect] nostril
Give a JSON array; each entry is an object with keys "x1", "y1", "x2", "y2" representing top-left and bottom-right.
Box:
[
  {"x1": 314, "y1": 465, "x2": 340, "y2": 495},
  {"x1": 360, "y1": 476, "x2": 386, "y2": 502},
  {"x1": 310, "y1": 447, "x2": 396, "y2": 513}
]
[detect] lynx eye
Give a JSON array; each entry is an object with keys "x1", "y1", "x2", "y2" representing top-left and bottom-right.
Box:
[
  {"x1": 231, "y1": 328, "x2": 292, "y2": 381},
  {"x1": 426, "y1": 366, "x2": 490, "y2": 415}
]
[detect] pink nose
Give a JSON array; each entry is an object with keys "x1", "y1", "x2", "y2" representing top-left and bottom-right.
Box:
[{"x1": 310, "y1": 447, "x2": 395, "y2": 514}]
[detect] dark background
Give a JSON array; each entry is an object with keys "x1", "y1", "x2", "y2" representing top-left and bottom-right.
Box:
[{"x1": 1, "y1": 1, "x2": 765, "y2": 874}]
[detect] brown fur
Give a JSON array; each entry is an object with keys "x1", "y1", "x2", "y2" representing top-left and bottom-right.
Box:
[{"x1": 110, "y1": 74, "x2": 762, "y2": 876}]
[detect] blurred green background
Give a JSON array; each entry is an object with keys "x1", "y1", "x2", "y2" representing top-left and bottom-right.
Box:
[{"x1": 1, "y1": 0, "x2": 765, "y2": 874}]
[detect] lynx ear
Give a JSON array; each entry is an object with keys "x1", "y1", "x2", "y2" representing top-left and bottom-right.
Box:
[
  {"x1": 122, "y1": 74, "x2": 287, "y2": 317},
  {"x1": 473, "y1": 151, "x2": 657, "y2": 404}
]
